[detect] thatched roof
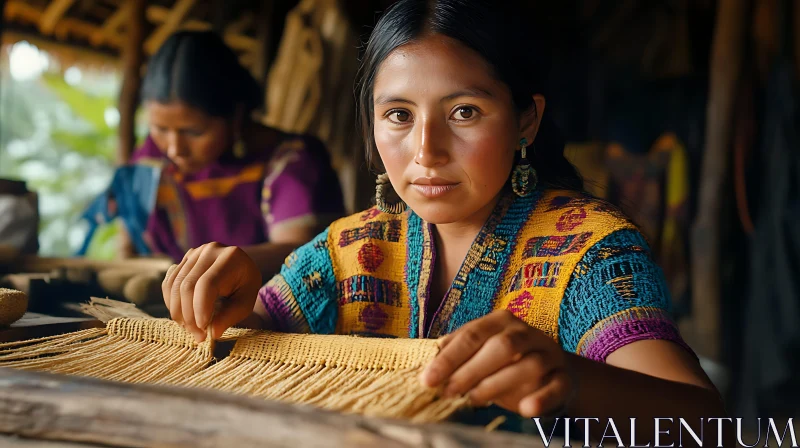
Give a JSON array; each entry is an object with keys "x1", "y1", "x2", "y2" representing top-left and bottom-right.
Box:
[{"x1": 3, "y1": 0, "x2": 264, "y2": 67}]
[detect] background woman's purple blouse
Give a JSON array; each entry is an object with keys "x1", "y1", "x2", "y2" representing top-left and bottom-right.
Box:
[{"x1": 130, "y1": 133, "x2": 345, "y2": 261}]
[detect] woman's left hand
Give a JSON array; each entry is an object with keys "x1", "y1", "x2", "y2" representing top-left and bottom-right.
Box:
[{"x1": 419, "y1": 309, "x2": 575, "y2": 418}]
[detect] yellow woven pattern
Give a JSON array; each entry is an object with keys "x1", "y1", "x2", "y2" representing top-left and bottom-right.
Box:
[
  {"x1": 329, "y1": 210, "x2": 411, "y2": 337},
  {"x1": 495, "y1": 190, "x2": 637, "y2": 340},
  {"x1": 223, "y1": 329, "x2": 438, "y2": 369},
  {"x1": 0, "y1": 318, "x2": 467, "y2": 423}
]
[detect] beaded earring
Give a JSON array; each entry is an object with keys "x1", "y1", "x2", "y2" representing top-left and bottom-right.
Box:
[
  {"x1": 375, "y1": 173, "x2": 406, "y2": 214},
  {"x1": 511, "y1": 137, "x2": 538, "y2": 197}
]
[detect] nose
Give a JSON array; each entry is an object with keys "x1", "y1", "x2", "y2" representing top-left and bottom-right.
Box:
[
  {"x1": 413, "y1": 117, "x2": 449, "y2": 168},
  {"x1": 165, "y1": 132, "x2": 187, "y2": 159}
]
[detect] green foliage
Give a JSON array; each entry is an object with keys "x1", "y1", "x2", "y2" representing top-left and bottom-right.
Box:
[
  {"x1": 50, "y1": 130, "x2": 115, "y2": 160},
  {"x1": 84, "y1": 220, "x2": 122, "y2": 260},
  {"x1": 1, "y1": 52, "x2": 123, "y2": 258},
  {"x1": 41, "y1": 73, "x2": 117, "y2": 162},
  {"x1": 41, "y1": 73, "x2": 115, "y2": 133}
]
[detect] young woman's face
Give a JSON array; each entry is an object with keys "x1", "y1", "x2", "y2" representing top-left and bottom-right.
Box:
[
  {"x1": 372, "y1": 34, "x2": 525, "y2": 225},
  {"x1": 146, "y1": 101, "x2": 231, "y2": 174}
]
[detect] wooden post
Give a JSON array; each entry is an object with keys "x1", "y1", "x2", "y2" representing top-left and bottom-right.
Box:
[
  {"x1": 0, "y1": 0, "x2": 6, "y2": 157},
  {"x1": 117, "y1": 0, "x2": 146, "y2": 164},
  {"x1": 689, "y1": 0, "x2": 749, "y2": 361},
  {"x1": 253, "y1": 0, "x2": 275, "y2": 88}
]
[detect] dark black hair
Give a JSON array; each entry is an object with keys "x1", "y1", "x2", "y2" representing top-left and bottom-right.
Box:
[
  {"x1": 356, "y1": 0, "x2": 583, "y2": 191},
  {"x1": 142, "y1": 31, "x2": 262, "y2": 118}
]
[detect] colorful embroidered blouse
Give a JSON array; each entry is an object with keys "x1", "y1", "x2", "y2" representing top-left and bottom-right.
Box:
[
  {"x1": 258, "y1": 188, "x2": 691, "y2": 361},
  {"x1": 130, "y1": 133, "x2": 345, "y2": 261}
]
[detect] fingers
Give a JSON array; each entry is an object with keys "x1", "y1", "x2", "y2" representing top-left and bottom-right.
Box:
[
  {"x1": 443, "y1": 327, "x2": 535, "y2": 397},
  {"x1": 212, "y1": 250, "x2": 261, "y2": 338},
  {"x1": 171, "y1": 248, "x2": 202, "y2": 327},
  {"x1": 418, "y1": 309, "x2": 574, "y2": 419},
  {"x1": 160, "y1": 244, "x2": 261, "y2": 343},
  {"x1": 179, "y1": 245, "x2": 222, "y2": 340},
  {"x1": 211, "y1": 288, "x2": 260, "y2": 340},
  {"x1": 436, "y1": 334, "x2": 452, "y2": 349},
  {"x1": 420, "y1": 310, "x2": 511, "y2": 387},
  {"x1": 193, "y1": 246, "x2": 258, "y2": 339},
  {"x1": 517, "y1": 371, "x2": 571, "y2": 418},
  {"x1": 162, "y1": 258, "x2": 182, "y2": 310},
  {"x1": 161, "y1": 243, "x2": 259, "y2": 343},
  {"x1": 162, "y1": 248, "x2": 196, "y2": 324},
  {"x1": 467, "y1": 352, "x2": 552, "y2": 405}
]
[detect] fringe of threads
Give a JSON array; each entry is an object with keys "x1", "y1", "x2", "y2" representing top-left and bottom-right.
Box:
[
  {"x1": 0, "y1": 318, "x2": 214, "y2": 384},
  {"x1": 178, "y1": 330, "x2": 469, "y2": 422},
  {"x1": 0, "y1": 318, "x2": 471, "y2": 423}
]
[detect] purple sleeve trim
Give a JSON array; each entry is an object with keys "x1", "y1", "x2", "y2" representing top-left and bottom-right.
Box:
[
  {"x1": 579, "y1": 314, "x2": 697, "y2": 363},
  {"x1": 258, "y1": 284, "x2": 292, "y2": 332},
  {"x1": 257, "y1": 275, "x2": 311, "y2": 333}
]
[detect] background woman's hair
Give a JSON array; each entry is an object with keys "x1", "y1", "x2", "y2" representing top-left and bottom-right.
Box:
[
  {"x1": 356, "y1": 0, "x2": 583, "y2": 191},
  {"x1": 142, "y1": 31, "x2": 263, "y2": 118}
]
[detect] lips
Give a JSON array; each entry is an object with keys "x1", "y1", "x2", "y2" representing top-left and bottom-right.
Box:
[{"x1": 410, "y1": 177, "x2": 460, "y2": 199}]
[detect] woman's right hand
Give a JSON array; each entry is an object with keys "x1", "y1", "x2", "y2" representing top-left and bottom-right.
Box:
[{"x1": 162, "y1": 242, "x2": 262, "y2": 342}]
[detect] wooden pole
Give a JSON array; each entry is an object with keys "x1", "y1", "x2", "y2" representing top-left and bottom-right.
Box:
[
  {"x1": 0, "y1": 0, "x2": 6, "y2": 153},
  {"x1": 689, "y1": 0, "x2": 749, "y2": 361},
  {"x1": 38, "y1": 0, "x2": 77, "y2": 36},
  {"x1": 117, "y1": 0, "x2": 145, "y2": 164},
  {"x1": 253, "y1": 0, "x2": 275, "y2": 88},
  {"x1": 144, "y1": 0, "x2": 195, "y2": 55},
  {"x1": 0, "y1": 368, "x2": 550, "y2": 447}
]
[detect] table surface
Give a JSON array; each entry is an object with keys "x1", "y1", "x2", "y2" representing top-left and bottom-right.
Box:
[{"x1": 0, "y1": 312, "x2": 104, "y2": 342}]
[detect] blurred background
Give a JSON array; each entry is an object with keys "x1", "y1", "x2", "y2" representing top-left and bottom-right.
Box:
[{"x1": 0, "y1": 0, "x2": 797, "y2": 429}]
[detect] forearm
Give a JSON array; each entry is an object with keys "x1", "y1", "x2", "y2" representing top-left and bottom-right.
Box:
[
  {"x1": 241, "y1": 242, "x2": 301, "y2": 281},
  {"x1": 566, "y1": 353, "x2": 728, "y2": 445}
]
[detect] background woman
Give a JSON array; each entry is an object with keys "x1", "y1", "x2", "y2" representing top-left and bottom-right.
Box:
[{"x1": 84, "y1": 31, "x2": 345, "y2": 279}]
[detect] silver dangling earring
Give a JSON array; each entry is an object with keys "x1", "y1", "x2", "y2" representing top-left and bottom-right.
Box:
[
  {"x1": 511, "y1": 137, "x2": 538, "y2": 197},
  {"x1": 375, "y1": 173, "x2": 406, "y2": 214}
]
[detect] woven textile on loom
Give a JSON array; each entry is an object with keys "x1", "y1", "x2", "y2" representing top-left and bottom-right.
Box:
[{"x1": 0, "y1": 317, "x2": 468, "y2": 423}]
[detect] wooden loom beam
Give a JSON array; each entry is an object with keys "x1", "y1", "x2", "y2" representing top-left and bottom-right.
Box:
[
  {"x1": 144, "y1": 0, "x2": 196, "y2": 55},
  {"x1": 89, "y1": 0, "x2": 129, "y2": 46},
  {"x1": 689, "y1": 0, "x2": 749, "y2": 361},
  {"x1": 38, "y1": 0, "x2": 77, "y2": 36},
  {"x1": 0, "y1": 368, "x2": 549, "y2": 447},
  {"x1": 146, "y1": 5, "x2": 258, "y2": 52}
]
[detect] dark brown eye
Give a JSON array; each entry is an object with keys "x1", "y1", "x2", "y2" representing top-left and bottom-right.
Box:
[
  {"x1": 455, "y1": 107, "x2": 474, "y2": 120},
  {"x1": 394, "y1": 111, "x2": 410, "y2": 122}
]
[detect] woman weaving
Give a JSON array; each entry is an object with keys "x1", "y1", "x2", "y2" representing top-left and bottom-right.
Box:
[
  {"x1": 162, "y1": 0, "x2": 726, "y2": 439},
  {"x1": 82, "y1": 31, "x2": 345, "y2": 278}
]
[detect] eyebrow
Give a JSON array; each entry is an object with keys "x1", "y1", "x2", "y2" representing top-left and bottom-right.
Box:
[
  {"x1": 373, "y1": 87, "x2": 494, "y2": 106},
  {"x1": 373, "y1": 95, "x2": 417, "y2": 106},
  {"x1": 442, "y1": 87, "x2": 494, "y2": 101}
]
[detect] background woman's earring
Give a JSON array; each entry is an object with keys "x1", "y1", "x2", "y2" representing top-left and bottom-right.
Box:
[
  {"x1": 375, "y1": 173, "x2": 406, "y2": 214},
  {"x1": 233, "y1": 137, "x2": 247, "y2": 159},
  {"x1": 511, "y1": 137, "x2": 538, "y2": 197}
]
